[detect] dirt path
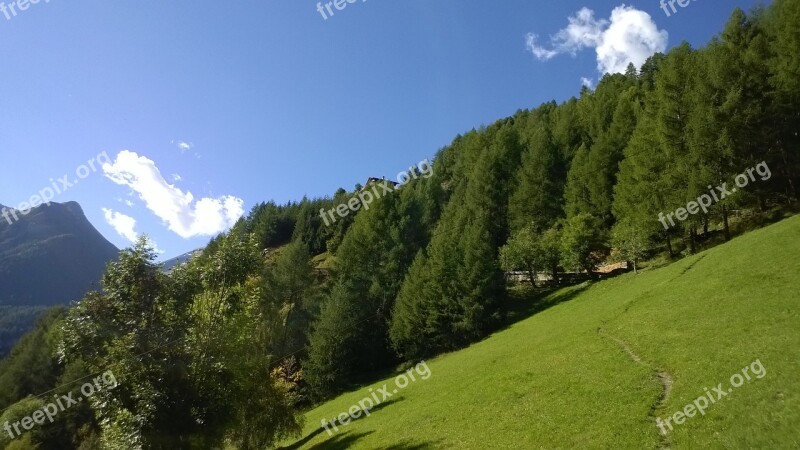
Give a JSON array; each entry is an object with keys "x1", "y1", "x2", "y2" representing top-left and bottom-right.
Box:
[
  {"x1": 591, "y1": 254, "x2": 714, "y2": 447},
  {"x1": 597, "y1": 327, "x2": 673, "y2": 449}
]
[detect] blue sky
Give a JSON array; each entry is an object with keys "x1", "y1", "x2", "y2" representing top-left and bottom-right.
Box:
[{"x1": 0, "y1": 0, "x2": 764, "y2": 259}]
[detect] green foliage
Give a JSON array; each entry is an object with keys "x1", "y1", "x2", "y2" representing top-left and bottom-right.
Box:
[
  {"x1": 55, "y1": 235, "x2": 302, "y2": 448},
  {"x1": 5, "y1": 433, "x2": 40, "y2": 450},
  {"x1": 306, "y1": 183, "x2": 428, "y2": 398},
  {"x1": 508, "y1": 107, "x2": 566, "y2": 233},
  {"x1": 292, "y1": 197, "x2": 352, "y2": 255},
  {"x1": 0, "y1": 307, "x2": 51, "y2": 358},
  {"x1": 391, "y1": 124, "x2": 519, "y2": 360},
  {"x1": 0, "y1": 309, "x2": 65, "y2": 411},
  {"x1": 565, "y1": 74, "x2": 638, "y2": 226},
  {"x1": 499, "y1": 225, "x2": 560, "y2": 287},
  {"x1": 768, "y1": 0, "x2": 800, "y2": 201},
  {"x1": 245, "y1": 201, "x2": 299, "y2": 249},
  {"x1": 186, "y1": 234, "x2": 303, "y2": 448},
  {"x1": 560, "y1": 214, "x2": 607, "y2": 274},
  {"x1": 263, "y1": 241, "x2": 319, "y2": 359},
  {"x1": 304, "y1": 280, "x2": 373, "y2": 398},
  {"x1": 769, "y1": 0, "x2": 800, "y2": 99},
  {"x1": 611, "y1": 217, "x2": 651, "y2": 273},
  {"x1": 60, "y1": 237, "x2": 192, "y2": 449},
  {"x1": 0, "y1": 397, "x2": 47, "y2": 448}
]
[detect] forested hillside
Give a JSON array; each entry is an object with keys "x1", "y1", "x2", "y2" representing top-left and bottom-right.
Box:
[
  {"x1": 0, "y1": 307, "x2": 50, "y2": 357},
  {"x1": 0, "y1": 2, "x2": 797, "y2": 449}
]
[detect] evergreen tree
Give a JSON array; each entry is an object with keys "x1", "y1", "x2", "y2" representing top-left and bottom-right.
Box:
[
  {"x1": 508, "y1": 107, "x2": 566, "y2": 233},
  {"x1": 768, "y1": 0, "x2": 800, "y2": 201},
  {"x1": 305, "y1": 179, "x2": 428, "y2": 397},
  {"x1": 391, "y1": 124, "x2": 521, "y2": 359}
]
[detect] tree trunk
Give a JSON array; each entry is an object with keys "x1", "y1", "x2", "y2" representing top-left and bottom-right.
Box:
[
  {"x1": 722, "y1": 204, "x2": 731, "y2": 241},
  {"x1": 527, "y1": 267, "x2": 538, "y2": 288},
  {"x1": 665, "y1": 232, "x2": 674, "y2": 257},
  {"x1": 789, "y1": 176, "x2": 798, "y2": 204},
  {"x1": 780, "y1": 146, "x2": 799, "y2": 204}
]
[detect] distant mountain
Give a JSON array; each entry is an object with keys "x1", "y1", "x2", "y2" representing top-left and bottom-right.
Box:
[
  {"x1": 162, "y1": 249, "x2": 202, "y2": 272},
  {"x1": 0, "y1": 201, "x2": 119, "y2": 306}
]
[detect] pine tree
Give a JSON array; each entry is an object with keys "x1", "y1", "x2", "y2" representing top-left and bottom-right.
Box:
[
  {"x1": 768, "y1": 0, "x2": 800, "y2": 201},
  {"x1": 508, "y1": 108, "x2": 566, "y2": 233},
  {"x1": 613, "y1": 109, "x2": 676, "y2": 256}
]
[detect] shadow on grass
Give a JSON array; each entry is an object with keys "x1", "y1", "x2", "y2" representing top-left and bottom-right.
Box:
[
  {"x1": 380, "y1": 439, "x2": 443, "y2": 449},
  {"x1": 499, "y1": 282, "x2": 591, "y2": 331},
  {"x1": 304, "y1": 431, "x2": 440, "y2": 450},
  {"x1": 279, "y1": 398, "x2": 405, "y2": 449},
  {"x1": 305, "y1": 431, "x2": 375, "y2": 450},
  {"x1": 309, "y1": 431, "x2": 434, "y2": 450}
]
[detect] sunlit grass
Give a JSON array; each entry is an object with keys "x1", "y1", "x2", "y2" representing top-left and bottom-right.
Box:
[{"x1": 281, "y1": 216, "x2": 800, "y2": 449}]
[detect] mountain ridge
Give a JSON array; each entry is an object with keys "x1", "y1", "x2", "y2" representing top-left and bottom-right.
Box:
[{"x1": 0, "y1": 201, "x2": 119, "y2": 307}]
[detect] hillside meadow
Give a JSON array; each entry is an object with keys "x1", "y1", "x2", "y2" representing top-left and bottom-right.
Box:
[{"x1": 282, "y1": 215, "x2": 800, "y2": 449}]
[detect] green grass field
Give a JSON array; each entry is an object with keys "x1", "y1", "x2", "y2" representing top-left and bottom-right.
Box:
[{"x1": 281, "y1": 216, "x2": 800, "y2": 449}]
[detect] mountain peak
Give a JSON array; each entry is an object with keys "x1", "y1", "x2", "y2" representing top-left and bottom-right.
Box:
[
  {"x1": 0, "y1": 201, "x2": 87, "y2": 224},
  {"x1": 0, "y1": 200, "x2": 119, "y2": 307}
]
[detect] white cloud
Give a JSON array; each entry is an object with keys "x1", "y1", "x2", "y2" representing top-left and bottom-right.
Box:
[
  {"x1": 102, "y1": 207, "x2": 165, "y2": 254},
  {"x1": 526, "y1": 5, "x2": 668, "y2": 75},
  {"x1": 172, "y1": 173, "x2": 182, "y2": 182},
  {"x1": 102, "y1": 208, "x2": 138, "y2": 243},
  {"x1": 102, "y1": 150, "x2": 245, "y2": 239},
  {"x1": 125, "y1": 199, "x2": 135, "y2": 207},
  {"x1": 171, "y1": 140, "x2": 193, "y2": 153},
  {"x1": 526, "y1": 8, "x2": 606, "y2": 60},
  {"x1": 525, "y1": 34, "x2": 559, "y2": 60},
  {"x1": 581, "y1": 77, "x2": 595, "y2": 89}
]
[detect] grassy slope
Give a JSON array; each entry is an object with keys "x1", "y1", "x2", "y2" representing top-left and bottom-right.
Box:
[{"x1": 283, "y1": 216, "x2": 800, "y2": 449}]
